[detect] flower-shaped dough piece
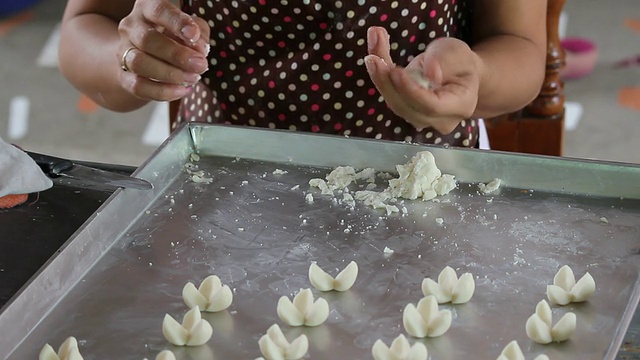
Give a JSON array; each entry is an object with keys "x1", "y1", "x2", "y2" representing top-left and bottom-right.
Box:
[
  {"x1": 39, "y1": 337, "x2": 83, "y2": 360},
  {"x1": 497, "y1": 341, "x2": 549, "y2": 360},
  {"x1": 143, "y1": 350, "x2": 176, "y2": 360},
  {"x1": 546, "y1": 265, "x2": 596, "y2": 305},
  {"x1": 162, "y1": 307, "x2": 213, "y2": 346},
  {"x1": 372, "y1": 334, "x2": 428, "y2": 360},
  {"x1": 258, "y1": 324, "x2": 309, "y2": 360},
  {"x1": 421, "y1": 266, "x2": 475, "y2": 304},
  {"x1": 277, "y1": 288, "x2": 330, "y2": 327},
  {"x1": 308, "y1": 261, "x2": 358, "y2": 292},
  {"x1": 403, "y1": 295, "x2": 452, "y2": 338},
  {"x1": 183, "y1": 275, "x2": 233, "y2": 312},
  {"x1": 525, "y1": 300, "x2": 576, "y2": 344}
]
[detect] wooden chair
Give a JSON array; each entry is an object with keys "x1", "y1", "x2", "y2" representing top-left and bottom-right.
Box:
[
  {"x1": 171, "y1": 0, "x2": 566, "y2": 156},
  {"x1": 484, "y1": 0, "x2": 566, "y2": 156}
]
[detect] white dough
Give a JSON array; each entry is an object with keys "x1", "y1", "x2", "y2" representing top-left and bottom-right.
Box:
[
  {"x1": 182, "y1": 275, "x2": 233, "y2": 312},
  {"x1": 525, "y1": 300, "x2": 576, "y2": 344},
  {"x1": 407, "y1": 69, "x2": 432, "y2": 90},
  {"x1": 372, "y1": 334, "x2": 428, "y2": 360},
  {"x1": 277, "y1": 288, "x2": 330, "y2": 327},
  {"x1": 308, "y1": 261, "x2": 358, "y2": 292},
  {"x1": 273, "y1": 169, "x2": 288, "y2": 175},
  {"x1": 402, "y1": 296, "x2": 452, "y2": 338},
  {"x1": 39, "y1": 337, "x2": 83, "y2": 360},
  {"x1": 496, "y1": 341, "x2": 550, "y2": 360},
  {"x1": 162, "y1": 307, "x2": 213, "y2": 346},
  {"x1": 305, "y1": 193, "x2": 314, "y2": 203},
  {"x1": 421, "y1": 266, "x2": 475, "y2": 304},
  {"x1": 143, "y1": 350, "x2": 176, "y2": 360},
  {"x1": 258, "y1": 324, "x2": 309, "y2": 360},
  {"x1": 383, "y1": 246, "x2": 395, "y2": 254},
  {"x1": 546, "y1": 265, "x2": 596, "y2": 305},
  {"x1": 479, "y1": 178, "x2": 502, "y2": 194}
]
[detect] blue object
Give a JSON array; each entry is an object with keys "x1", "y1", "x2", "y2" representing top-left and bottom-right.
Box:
[{"x1": 0, "y1": 0, "x2": 42, "y2": 18}]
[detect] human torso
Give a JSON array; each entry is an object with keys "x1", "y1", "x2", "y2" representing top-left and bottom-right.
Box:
[{"x1": 178, "y1": 0, "x2": 478, "y2": 147}]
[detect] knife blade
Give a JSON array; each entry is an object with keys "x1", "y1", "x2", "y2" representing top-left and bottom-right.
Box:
[{"x1": 27, "y1": 152, "x2": 153, "y2": 190}]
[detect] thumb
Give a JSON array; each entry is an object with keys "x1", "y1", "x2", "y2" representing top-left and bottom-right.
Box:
[{"x1": 422, "y1": 55, "x2": 444, "y2": 89}]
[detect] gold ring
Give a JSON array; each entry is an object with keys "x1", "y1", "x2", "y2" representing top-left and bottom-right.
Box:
[{"x1": 120, "y1": 47, "x2": 136, "y2": 72}]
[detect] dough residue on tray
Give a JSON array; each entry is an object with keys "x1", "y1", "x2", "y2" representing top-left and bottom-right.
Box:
[
  {"x1": 162, "y1": 307, "x2": 213, "y2": 346},
  {"x1": 277, "y1": 288, "x2": 329, "y2": 327},
  {"x1": 372, "y1": 334, "x2": 428, "y2": 360},
  {"x1": 39, "y1": 336, "x2": 83, "y2": 360},
  {"x1": 546, "y1": 265, "x2": 596, "y2": 305},
  {"x1": 308, "y1": 151, "x2": 456, "y2": 214},
  {"x1": 479, "y1": 178, "x2": 502, "y2": 194},
  {"x1": 525, "y1": 300, "x2": 576, "y2": 344},
  {"x1": 182, "y1": 275, "x2": 233, "y2": 312},
  {"x1": 309, "y1": 261, "x2": 358, "y2": 292}
]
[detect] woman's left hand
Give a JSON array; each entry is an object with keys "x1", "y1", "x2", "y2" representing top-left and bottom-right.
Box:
[{"x1": 365, "y1": 26, "x2": 481, "y2": 134}]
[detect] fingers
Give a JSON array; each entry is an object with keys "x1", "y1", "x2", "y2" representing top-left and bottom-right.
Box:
[
  {"x1": 119, "y1": 70, "x2": 193, "y2": 102},
  {"x1": 367, "y1": 27, "x2": 393, "y2": 66},
  {"x1": 122, "y1": 47, "x2": 202, "y2": 85},
  {"x1": 135, "y1": 0, "x2": 200, "y2": 44}
]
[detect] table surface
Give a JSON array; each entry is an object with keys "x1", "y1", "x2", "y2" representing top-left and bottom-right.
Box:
[{"x1": 0, "y1": 165, "x2": 638, "y2": 359}]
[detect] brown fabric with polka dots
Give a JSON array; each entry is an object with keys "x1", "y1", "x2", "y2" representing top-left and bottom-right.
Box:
[{"x1": 176, "y1": 0, "x2": 478, "y2": 148}]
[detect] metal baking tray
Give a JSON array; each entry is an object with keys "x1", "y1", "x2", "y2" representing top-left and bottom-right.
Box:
[{"x1": 2, "y1": 123, "x2": 639, "y2": 359}]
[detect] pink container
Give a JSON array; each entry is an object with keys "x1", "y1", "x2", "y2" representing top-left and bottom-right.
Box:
[{"x1": 560, "y1": 38, "x2": 598, "y2": 80}]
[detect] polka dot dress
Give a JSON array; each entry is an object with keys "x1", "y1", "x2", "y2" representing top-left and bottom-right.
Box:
[{"x1": 176, "y1": 0, "x2": 478, "y2": 148}]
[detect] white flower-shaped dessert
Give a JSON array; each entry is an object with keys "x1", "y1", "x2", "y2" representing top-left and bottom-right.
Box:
[
  {"x1": 258, "y1": 324, "x2": 309, "y2": 360},
  {"x1": 403, "y1": 295, "x2": 452, "y2": 338},
  {"x1": 546, "y1": 265, "x2": 596, "y2": 305},
  {"x1": 372, "y1": 334, "x2": 428, "y2": 360},
  {"x1": 497, "y1": 341, "x2": 549, "y2": 360},
  {"x1": 421, "y1": 266, "x2": 475, "y2": 304},
  {"x1": 308, "y1": 261, "x2": 358, "y2": 292},
  {"x1": 525, "y1": 300, "x2": 576, "y2": 344},
  {"x1": 162, "y1": 307, "x2": 213, "y2": 346},
  {"x1": 143, "y1": 350, "x2": 176, "y2": 360},
  {"x1": 277, "y1": 288, "x2": 329, "y2": 327},
  {"x1": 182, "y1": 275, "x2": 233, "y2": 312},
  {"x1": 39, "y1": 337, "x2": 83, "y2": 360}
]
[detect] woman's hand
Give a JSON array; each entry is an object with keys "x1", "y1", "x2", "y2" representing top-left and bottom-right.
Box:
[
  {"x1": 365, "y1": 26, "x2": 481, "y2": 134},
  {"x1": 116, "y1": 0, "x2": 210, "y2": 102}
]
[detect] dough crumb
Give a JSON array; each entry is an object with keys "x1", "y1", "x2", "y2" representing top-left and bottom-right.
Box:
[
  {"x1": 402, "y1": 295, "x2": 452, "y2": 338},
  {"x1": 372, "y1": 334, "x2": 428, "y2": 360},
  {"x1": 525, "y1": 300, "x2": 576, "y2": 344},
  {"x1": 39, "y1": 337, "x2": 83, "y2": 360},
  {"x1": 599, "y1": 217, "x2": 608, "y2": 224},
  {"x1": 277, "y1": 288, "x2": 329, "y2": 327},
  {"x1": 422, "y1": 266, "x2": 475, "y2": 304},
  {"x1": 435, "y1": 218, "x2": 444, "y2": 225},
  {"x1": 305, "y1": 193, "x2": 314, "y2": 203},
  {"x1": 183, "y1": 275, "x2": 233, "y2": 312},
  {"x1": 273, "y1": 169, "x2": 288, "y2": 175},
  {"x1": 383, "y1": 246, "x2": 395, "y2": 254},
  {"x1": 258, "y1": 324, "x2": 308, "y2": 360},
  {"x1": 309, "y1": 261, "x2": 358, "y2": 292},
  {"x1": 546, "y1": 265, "x2": 596, "y2": 305},
  {"x1": 189, "y1": 153, "x2": 200, "y2": 162},
  {"x1": 162, "y1": 307, "x2": 213, "y2": 346},
  {"x1": 479, "y1": 178, "x2": 502, "y2": 194}
]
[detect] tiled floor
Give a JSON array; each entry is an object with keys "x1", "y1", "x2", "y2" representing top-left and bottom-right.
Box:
[{"x1": 1, "y1": 0, "x2": 639, "y2": 166}]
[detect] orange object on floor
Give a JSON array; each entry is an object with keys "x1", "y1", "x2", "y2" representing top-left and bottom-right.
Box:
[
  {"x1": 77, "y1": 94, "x2": 99, "y2": 114},
  {"x1": 624, "y1": 19, "x2": 640, "y2": 33},
  {"x1": 0, "y1": 10, "x2": 33, "y2": 37},
  {"x1": 0, "y1": 193, "x2": 28, "y2": 209},
  {"x1": 618, "y1": 87, "x2": 640, "y2": 112}
]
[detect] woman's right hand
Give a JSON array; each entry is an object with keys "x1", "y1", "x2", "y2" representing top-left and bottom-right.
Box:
[{"x1": 116, "y1": 0, "x2": 210, "y2": 102}]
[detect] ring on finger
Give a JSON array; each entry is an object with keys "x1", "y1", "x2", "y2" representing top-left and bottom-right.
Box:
[{"x1": 120, "y1": 47, "x2": 137, "y2": 72}]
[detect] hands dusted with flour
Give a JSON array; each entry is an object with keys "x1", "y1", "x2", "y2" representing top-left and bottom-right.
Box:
[
  {"x1": 366, "y1": 26, "x2": 481, "y2": 135},
  {"x1": 116, "y1": 0, "x2": 210, "y2": 101}
]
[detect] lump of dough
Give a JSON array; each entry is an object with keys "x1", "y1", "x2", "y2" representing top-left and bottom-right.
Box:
[
  {"x1": 479, "y1": 178, "x2": 502, "y2": 194},
  {"x1": 144, "y1": 350, "x2": 176, "y2": 360},
  {"x1": 308, "y1": 261, "x2": 358, "y2": 292},
  {"x1": 387, "y1": 151, "x2": 456, "y2": 201},
  {"x1": 407, "y1": 69, "x2": 432, "y2": 90},
  {"x1": 277, "y1": 288, "x2": 330, "y2": 327},
  {"x1": 183, "y1": 275, "x2": 233, "y2": 312},
  {"x1": 546, "y1": 265, "x2": 596, "y2": 306},
  {"x1": 39, "y1": 336, "x2": 83, "y2": 360},
  {"x1": 162, "y1": 307, "x2": 213, "y2": 346},
  {"x1": 258, "y1": 324, "x2": 309, "y2": 360},
  {"x1": 525, "y1": 300, "x2": 576, "y2": 344},
  {"x1": 496, "y1": 341, "x2": 549, "y2": 360},
  {"x1": 421, "y1": 266, "x2": 475, "y2": 304},
  {"x1": 403, "y1": 295, "x2": 452, "y2": 338},
  {"x1": 372, "y1": 334, "x2": 428, "y2": 360}
]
